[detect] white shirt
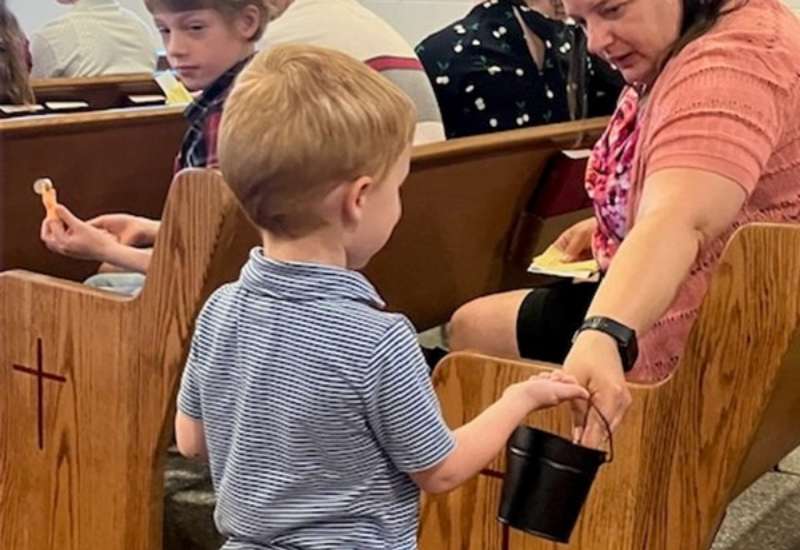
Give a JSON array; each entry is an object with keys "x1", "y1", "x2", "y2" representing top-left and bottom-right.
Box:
[
  {"x1": 261, "y1": 0, "x2": 446, "y2": 144},
  {"x1": 31, "y1": 0, "x2": 158, "y2": 78}
]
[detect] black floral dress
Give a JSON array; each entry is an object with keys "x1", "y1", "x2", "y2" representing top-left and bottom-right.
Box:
[{"x1": 415, "y1": 0, "x2": 622, "y2": 139}]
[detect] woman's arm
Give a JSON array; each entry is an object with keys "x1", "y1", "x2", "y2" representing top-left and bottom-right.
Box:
[{"x1": 564, "y1": 167, "x2": 747, "y2": 446}]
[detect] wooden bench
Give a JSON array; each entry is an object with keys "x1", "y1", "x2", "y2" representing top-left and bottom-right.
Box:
[
  {"x1": 0, "y1": 118, "x2": 607, "y2": 549},
  {"x1": 31, "y1": 74, "x2": 165, "y2": 111},
  {"x1": 419, "y1": 222, "x2": 800, "y2": 550},
  {"x1": 0, "y1": 106, "x2": 186, "y2": 281},
  {"x1": 366, "y1": 118, "x2": 604, "y2": 330}
]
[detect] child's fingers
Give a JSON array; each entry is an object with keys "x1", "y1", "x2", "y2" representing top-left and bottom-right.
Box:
[
  {"x1": 55, "y1": 205, "x2": 82, "y2": 228},
  {"x1": 549, "y1": 371, "x2": 580, "y2": 386},
  {"x1": 555, "y1": 383, "x2": 590, "y2": 402}
]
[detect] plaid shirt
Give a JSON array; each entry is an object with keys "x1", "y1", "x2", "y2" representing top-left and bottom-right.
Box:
[{"x1": 176, "y1": 56, "x2": 252, "y2": 172}]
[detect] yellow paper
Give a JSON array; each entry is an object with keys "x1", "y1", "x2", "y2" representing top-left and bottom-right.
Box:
[
  {"x1": 154, "y1": 72, "x2": 194, "y2": 106},
  {"x1": 528, "y1": 245, "x2": 599, "y2": 280}
]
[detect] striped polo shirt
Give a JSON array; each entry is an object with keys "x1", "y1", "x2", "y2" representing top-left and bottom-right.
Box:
[{"x1": 178, "y1": 249, "x2": 455, "y2": 549}]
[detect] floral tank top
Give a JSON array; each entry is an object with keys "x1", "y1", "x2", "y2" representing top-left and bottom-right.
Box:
[{"x1": 585, "y1": 87, "x2": 641, "y2": 270}]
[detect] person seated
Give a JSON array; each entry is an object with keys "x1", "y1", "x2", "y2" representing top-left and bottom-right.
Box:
[
  {"x1": 261, "y1": 0, "x2": 446, "y2": 144},
  {"x1": 174, "y1": 43, "x2": 589, "y2": 548},
  {"x1": 40, "y1": 0, "x2": 270, "y2": 291},
  {"x1": 416, "y1": 0, "x2": 622, "y2": 138},
  {"x1": 448, "y1": 0, "x2": 800, "y2": 446},
  {"x1": 30, "y1": 0, "x2": 159, "y2": 78},
  {"x1": 0, "y1": 4, "x2": 35, "y2": 105}
]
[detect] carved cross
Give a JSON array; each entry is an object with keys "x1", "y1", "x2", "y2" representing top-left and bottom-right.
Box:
[{"x1": 12, "y1": 338, "x2": 66, "y2": 450}]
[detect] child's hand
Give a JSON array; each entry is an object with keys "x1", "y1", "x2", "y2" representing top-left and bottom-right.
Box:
[
  {"x1": 87, "y1": 214, "x2": 160, "y2": 248},
  {"x1": 40, "y1": 205, "x2": 120, "y2": 263},
  {"x1": 504, "y1": 371, "x2": 590, "y2": 411}
]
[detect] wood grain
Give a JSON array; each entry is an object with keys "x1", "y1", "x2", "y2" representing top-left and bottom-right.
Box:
[
  {"x1": 0, "y1": 106, "x2": 186, "y2": 281},
  {"x1": 0, "y1": 117, "x2": 609, "y2": 549},
  {"x1": 365, "y1": 118, "x2": 608, "y2": 330},
  {"x1": 420, "y1": 223, "x2": 800, "y2": 550},
  {"x1": 0, "y1": 170, "x2": 257, "y2": 550}
]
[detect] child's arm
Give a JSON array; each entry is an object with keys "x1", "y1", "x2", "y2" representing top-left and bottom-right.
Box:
[
  {"x1": 175, "y1": 411, "x2": 209, "y2": 462},
  {"x1": 409, "y1": 373, "x2": 589, "y2": 494},
  {"x1": 41, "y1": 205, "x2": 153, "y2": 273}
]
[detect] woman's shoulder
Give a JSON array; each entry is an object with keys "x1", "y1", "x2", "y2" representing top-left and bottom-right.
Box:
[{"x1": 662, "y1": 0, "x2": 800, "y2": 93}]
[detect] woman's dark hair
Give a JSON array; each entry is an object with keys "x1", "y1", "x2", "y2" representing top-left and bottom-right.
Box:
[
  {"x1": 670, "y1": 0, "x2": 744, "y2": 60},
  {"x1": 0, "y1": 2, "x2": 35, "y2": 105}
]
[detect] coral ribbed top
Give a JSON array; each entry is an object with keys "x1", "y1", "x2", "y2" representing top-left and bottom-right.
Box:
[{"x1": 620, "y1": 0, "x2": 800, "y2": 381}]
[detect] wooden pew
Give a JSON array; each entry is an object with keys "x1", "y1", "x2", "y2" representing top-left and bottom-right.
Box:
[
  {"x1": 365, "y1": 118, "x2": 604, "y2": 331},
  {"x1": 31, "y1": 74, "x2": 165, "y2": 111},
  {"x1": 0, "y1": 118, "x2": 606, "y2": 550},
  {"x1": 0, "y1": 170, "x2": 254, "y2": 550},
  {"x1": 0, "y1": 106, "x2": 186, "y2": 281},
  {"x1": 419, "y1": 223, "x2": 800, "y2": 550}
]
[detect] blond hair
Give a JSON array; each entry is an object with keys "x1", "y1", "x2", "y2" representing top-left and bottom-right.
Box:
[
  {"x1": 144, "y1": 0, "x2": 270, "y2": 41},
  {"x1": 0, "y1": 4, "x2": 34, "y2": 105},
  {"x1": 219, "y1": 44, "x2": 416, "y2": 236}
]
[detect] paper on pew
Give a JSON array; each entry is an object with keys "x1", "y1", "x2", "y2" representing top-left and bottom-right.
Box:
[
  {"x1": 528, "y1": 244, "x2": 600, "y2": 282},
  {"x1": 45, "y1": 101, "x2": 90, "y2": 110},
  {"x1": 128, "y1": 94, "x2": 166, "y2": 105},
  {"x1": 561, "y1": 149, "x2": 592, "y2": 159},
  {"x1": 154, "y1": 71, "x2": 194, "y2": 105},
  {"x1": 0, "y1": 104, "x2": 45, "y2": 114}
]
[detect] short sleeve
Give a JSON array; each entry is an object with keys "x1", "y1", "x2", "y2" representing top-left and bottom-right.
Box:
[
  {"x1": 362, "y1": 318, "x2": 455, "y2": 473},
  {"x1": 177, "y1": 338, "x2": 204, "y2": 420},
  {"x1": 29, "y1": 30, "x2": 60, "y2": 78},
  {"x1": 644, "y1": 46, "x2": 787, "y2": 195}
]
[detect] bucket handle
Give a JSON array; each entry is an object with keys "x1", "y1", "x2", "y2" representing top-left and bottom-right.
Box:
[{"x1": 578, "y1": 399, "x2": 614, "y2": 463}]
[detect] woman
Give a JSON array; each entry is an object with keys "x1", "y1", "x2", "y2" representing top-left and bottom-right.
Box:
[
  {"x1": 449, "y1": 0, "x2": 800, "y2": 445},
  {"x1": 415, "y1": 0, "x2": 622, "y2": 138},
  {"x1": 0, "y1": 4, "x2": 35, "y2": 105}
]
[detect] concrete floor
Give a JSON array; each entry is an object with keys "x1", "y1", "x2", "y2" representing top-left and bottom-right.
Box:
[
  {"x1": 163, "y1": 446, "x2": 800, "y2": 549},
  {"x1": 712, "y1": 447, "x2": 800, "y2": 550}
]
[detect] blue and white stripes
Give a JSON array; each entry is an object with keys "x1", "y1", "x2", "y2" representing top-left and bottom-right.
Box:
[{"x1": 178, "y1": 248, "x2": 455, "y2": 549}]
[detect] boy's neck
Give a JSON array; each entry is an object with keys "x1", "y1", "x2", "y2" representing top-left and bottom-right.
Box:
[{"x1": 261, "y1": 230, "x2": 349, "y2": 269}]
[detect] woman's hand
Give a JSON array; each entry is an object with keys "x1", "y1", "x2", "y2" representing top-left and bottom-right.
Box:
[
  {"x1": 41, "y1": 205, "x2": 121, "y2": 263},
  {"x1": 562, "y1": 330, "x2": 632, "y2": 448},
  {"x1": 553, "y1": 217, "x2": 597, "y2": 261},
  {"x1": 87, "y1": 213, "x2": 160, "y2": 248}
]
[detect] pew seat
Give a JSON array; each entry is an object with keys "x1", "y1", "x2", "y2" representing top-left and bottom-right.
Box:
[{"x1": 419, "y1": 222, "x2": 800, "y2": 550}]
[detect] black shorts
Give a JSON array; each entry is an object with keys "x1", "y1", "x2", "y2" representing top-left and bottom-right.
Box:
[{"x1": 516, "y1": 281, "x2": 599, "y2": 364}]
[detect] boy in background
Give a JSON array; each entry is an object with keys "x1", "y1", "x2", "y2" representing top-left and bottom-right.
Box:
[
  {"x1": 176, "y1": 44, "x2": 589, "y2": 549},
  {"x1": 41, "y1": 0, "x2": 269, "y2": 285}
]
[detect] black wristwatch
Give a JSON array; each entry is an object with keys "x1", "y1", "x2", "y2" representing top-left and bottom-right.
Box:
[{"x1": 573, "y1": 316, "x2": 639, "y2": 372}]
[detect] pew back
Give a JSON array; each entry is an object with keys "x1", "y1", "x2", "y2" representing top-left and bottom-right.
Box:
[
  {"x1": 31, "y1": 74, "x2": 164, "y2": 110},
  {"x1": 365, "y1": 118, "x2": 605, "y2": 330},
  {"x1": 0, "y1": 106, "x2": 186, "y2": 281},
  {"x1": 420, "y1": 222, "x2": 800, "y2": 550}
]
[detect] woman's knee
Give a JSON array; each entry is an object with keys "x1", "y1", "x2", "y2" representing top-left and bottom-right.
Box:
[
  {"x1": 448, "y1": 300, "x2": 486, "y2": 352},
  {"x1": 448, "y1": 290, "x2": 529, "y2": 356}
]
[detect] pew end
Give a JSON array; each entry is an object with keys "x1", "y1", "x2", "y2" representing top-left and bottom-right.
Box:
[
  {"x1": 0, "y1": 170, "x2": 256, "y2": 550},
  {"x1": 421, "y1": 223, "x2": 800, "y2": 550}
]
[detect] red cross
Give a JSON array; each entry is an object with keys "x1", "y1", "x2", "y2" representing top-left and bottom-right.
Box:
[{"x1": 12, "y1": 338, "x2": 66, "y2": 450}]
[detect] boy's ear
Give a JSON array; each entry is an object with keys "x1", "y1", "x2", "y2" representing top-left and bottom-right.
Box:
[
  {"x1": 342, "y1": 176, "x2": 374, "y2": 227},
  {"x1": 235, "y1": 4, "x2": 262, "y2": 41}
]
